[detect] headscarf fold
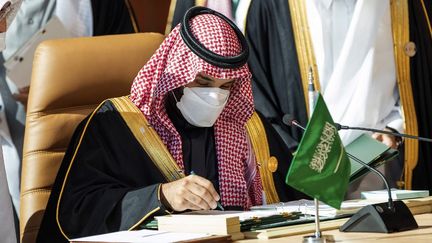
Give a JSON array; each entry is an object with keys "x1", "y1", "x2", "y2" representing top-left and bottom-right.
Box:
[{"x1": 130, "y1": 13, "x2": 262, "y2": 208}]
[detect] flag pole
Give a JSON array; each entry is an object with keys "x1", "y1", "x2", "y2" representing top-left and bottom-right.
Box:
[
  {"x1": 313, "y1": 199, "x2": 322, "y2": 238},
  {"x1": 304, "y1": 67, "x2": 326, "y2": 243}
]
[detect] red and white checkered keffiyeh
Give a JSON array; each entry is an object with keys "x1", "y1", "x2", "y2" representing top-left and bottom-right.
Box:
[{"x1": 130, "y1": 13, "x2": 262, "y2": 208}]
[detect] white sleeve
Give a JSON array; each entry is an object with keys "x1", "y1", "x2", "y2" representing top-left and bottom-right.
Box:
[{"x1": 383, "y1": 90, "x2": 404, "y2": 133}]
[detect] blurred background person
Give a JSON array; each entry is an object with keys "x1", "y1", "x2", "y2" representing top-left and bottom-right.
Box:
[
  {"x1": 245, "y1": 0, "x2": 432, "y2": 197},
  {"x1": 0, "y1": 0, "x2": 170, "y2": 236},
  {"x1": 167, "y1": 0, "x2": 251, "y2": 33}
]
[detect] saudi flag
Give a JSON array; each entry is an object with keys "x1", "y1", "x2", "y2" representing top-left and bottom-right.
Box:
[{"x1": 286, "y1": 93, "x2": 350, "y2": 209}]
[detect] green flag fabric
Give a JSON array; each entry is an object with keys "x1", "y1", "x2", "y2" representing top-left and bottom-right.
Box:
[{"x1": 286, "y1": 93, "x2": 351, "y2": 209}]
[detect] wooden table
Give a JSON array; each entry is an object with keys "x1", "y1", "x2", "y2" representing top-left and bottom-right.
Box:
[{"x1": 238, "y1": 213, "x2": 432, "y2": 242}]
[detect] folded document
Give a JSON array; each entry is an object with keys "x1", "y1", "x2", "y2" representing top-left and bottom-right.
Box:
[
  {"x1": 346, "y1": 133, "x2": 398, "y2": 182},
  {"x1": 250, "y1": 199, "x2": 383, "y2": 217}
]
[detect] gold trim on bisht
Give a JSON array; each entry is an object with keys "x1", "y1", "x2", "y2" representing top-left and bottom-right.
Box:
[
  {"x1": 128, "y1": 207, "x2": 161, "y2": 230},
  {"x1": 420, "y1": 0, "x2": 432, "y2": 39},
  {"x1": 288, "y1": 0, "x2": 320, "y2": 116},
  {"x1": 390, "y1": 0, "x2": 419, "y2": 189},
  {"x1": 124, "y1": 0, "x2": 139, "y2": 33},
  {"x1": 56, "y1": 101, "x2": 108, "y2": 241},
  {"x1": 110, "y1": 96, "x2": 184, "y2": 182},
  {"x1": 165, "y1": 0, "x2": 178, "y2": 35},
  {"x1": 195, "y1": 0, "x2": 207, "y2": 7},
  {"x1": 165, "y1": 0, "x2": 207, "y2": 35},
  {"x1": 245, "y1": 112, "x2": 280, "y2": 204},
  {"x1": 56, "y1": 95, "x2": 228, "y2": 238},
  {"x1": 240, "y1": 0, "x2": 253, "y2": 34}
]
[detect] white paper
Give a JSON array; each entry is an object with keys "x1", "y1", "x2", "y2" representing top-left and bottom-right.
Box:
[
  {"x1": 250, "y1": 199, "x2": 385, "y2": 217},
  {"x1": 71, "y1": 229, "x2": 212, "y2": 243},
  {"x1": 177, "y1": 209, "x2": 289, "y2": 221}
]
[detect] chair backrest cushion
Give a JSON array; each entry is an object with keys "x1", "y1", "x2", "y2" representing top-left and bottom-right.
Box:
[{"x1": 20, "y1": 33, "x2": 164, "y2": 243}]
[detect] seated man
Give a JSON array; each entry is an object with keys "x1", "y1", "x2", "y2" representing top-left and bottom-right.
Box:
[{"x1": 37, "y1": 7, "x2": 302, "y2": 242}]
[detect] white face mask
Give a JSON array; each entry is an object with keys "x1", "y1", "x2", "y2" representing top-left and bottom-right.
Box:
[{"x1": 175, "y1": 87, "x2": 230, "y2": 127}]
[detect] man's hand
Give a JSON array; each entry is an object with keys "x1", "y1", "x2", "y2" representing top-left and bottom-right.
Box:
[
  {"x1": 12, "y1": 86, "x2": 29, "y2": 110},
  {"x1": 161, "y1": 175, "x2": 220, "y2": 212},
  {"x1": 371, "y1": 130, "x2": 399, "y2": 149}
]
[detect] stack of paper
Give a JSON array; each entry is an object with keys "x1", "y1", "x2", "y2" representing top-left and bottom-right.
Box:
[
  {"x1": 156, "y1": 211, "x2": 244, "y2": 240},
  {"x1": 251, "y1": 199, "x2": 369, "y2": 217}
]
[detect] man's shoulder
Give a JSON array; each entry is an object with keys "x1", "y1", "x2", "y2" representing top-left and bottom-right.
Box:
[
  {"x1": 90, "y1": 96, "x2": 148, "y2": 133},
  {"x1": 96, "y1": 98, "x2": 119, "y2": 113},
  {"x1": 79, "y1": 98, "x2": 125, "y2": 131}
]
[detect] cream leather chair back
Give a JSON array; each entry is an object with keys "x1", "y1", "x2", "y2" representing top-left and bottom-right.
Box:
[{"x1": 20, "y1": 33, "x2": 164, "y2": 243}]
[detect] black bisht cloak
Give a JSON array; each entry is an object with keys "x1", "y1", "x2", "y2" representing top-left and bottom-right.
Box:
[
  {"x1": 245, "y1": 0, "x2": 307, "y2": 150},
  {"x1": 409, "y1": 0, "x2": 432, "y2": 191}
]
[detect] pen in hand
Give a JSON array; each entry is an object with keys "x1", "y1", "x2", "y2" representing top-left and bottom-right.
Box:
[{"x1": 190, "y1": 171, "x2": 224, "y2": 211}]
